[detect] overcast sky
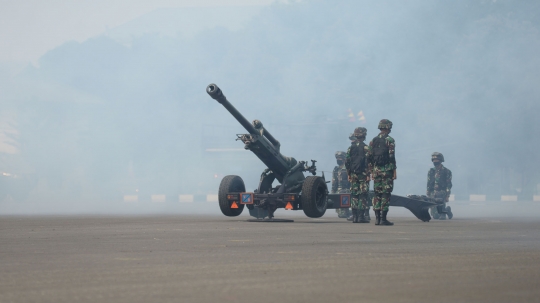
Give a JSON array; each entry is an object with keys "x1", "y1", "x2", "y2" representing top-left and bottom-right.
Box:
[{"x1": 0, "y1": 0, "x2": 278, "y2": 64}]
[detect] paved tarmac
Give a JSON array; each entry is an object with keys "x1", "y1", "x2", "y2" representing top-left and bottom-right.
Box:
[{"x1": 1, "y1": 209, "x2": 540, "y2": 303}]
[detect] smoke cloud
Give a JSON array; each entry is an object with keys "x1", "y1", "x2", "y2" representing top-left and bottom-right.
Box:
[{"x1": 1, "y1": 0, "x2": 539, "y2": 214}]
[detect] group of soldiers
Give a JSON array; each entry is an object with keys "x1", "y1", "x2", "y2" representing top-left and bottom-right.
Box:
[{"x1": 331, "y1": 119, "x2": 453, "y2": 224}]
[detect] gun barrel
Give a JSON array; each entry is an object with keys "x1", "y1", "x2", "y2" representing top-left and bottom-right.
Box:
[
  {"x1": 206, "y1": 84, "x2": 258, "y2": 135},
  {"x1": 262, "y1": 128, "x2": 280, "y2": 150},
  {"x1": 206, "y1": 83, "x2": 299, "y2": 182}
]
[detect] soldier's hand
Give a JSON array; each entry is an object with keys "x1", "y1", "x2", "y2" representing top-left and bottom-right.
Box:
[
  {"x1": 348, "y1": 176, "x2": 351, "y2": 182},
  {"x1": 445, "y1": 196, "x2": 449, "y2": 202},
  {"x1": 366, "y1": 175, "x2": 371, "y2": 181},
  {"x1": 393, "y1": 169, "x2": 397, "y2": 180}
]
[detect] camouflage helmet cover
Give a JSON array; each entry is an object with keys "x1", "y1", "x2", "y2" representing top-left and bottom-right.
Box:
[
  {"x1": 335, "y1": 151, "x2": 346, "y2": 159},
  {"x1": 353, "y1": 127, "x2": 367, "y2": 136},
  {"x1": 378, "y1": 119, "x2": 393, "y2": 129},
  {"x1": 431, "y1": 152, "x2": 445, "y2": 162}
]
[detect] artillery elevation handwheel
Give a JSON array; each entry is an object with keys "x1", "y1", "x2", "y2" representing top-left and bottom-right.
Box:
[
  {"x1": 218, "y1": 175, "x2": 246, "y2": 216},
  {"x1": 301, "y1": 176, "x2": 328, "y2": 218}
]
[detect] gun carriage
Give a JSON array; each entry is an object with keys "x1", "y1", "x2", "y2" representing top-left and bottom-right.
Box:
[{"x1": 206, "y1": 84, "x2": 442, "y2": 221}]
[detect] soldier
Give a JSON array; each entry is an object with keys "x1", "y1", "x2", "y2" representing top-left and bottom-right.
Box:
[
  {"x1": 349, "y1": 132, "x2": 372, "y2": 221},
  {"x1": 332, "y1": 151, "x2": 353, "y2": 221},
  {"x1": 345, "y1": 127, "x2": 371, "y2": 223},
  {"x1": 368, "y1": 119, "x2": 396, "y2": 226},
  {"x1": 427, "y1": 152, "x2": 453, "y2": 220}
]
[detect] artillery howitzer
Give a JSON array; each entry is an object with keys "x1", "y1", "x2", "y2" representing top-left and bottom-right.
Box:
[
  {"x1": 206, "y1": 84, "x2": 443, "y2": 222},
  {"x1": 206, "y1": 84, "x2": 353, "y2": 220}
]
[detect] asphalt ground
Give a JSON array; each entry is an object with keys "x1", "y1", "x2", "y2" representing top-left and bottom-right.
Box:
[{"x1": 1, "y1": 203, "x2": 540, "y2": 303}]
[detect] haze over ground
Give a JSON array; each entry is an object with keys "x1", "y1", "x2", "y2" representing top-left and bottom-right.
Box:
[{"x1": 1, "y1": 0, "x2": 539, "y2": 214}]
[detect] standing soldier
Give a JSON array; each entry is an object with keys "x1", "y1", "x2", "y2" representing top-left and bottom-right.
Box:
[
  {"x1": 427, "y1": 152, "x2": 453, "y2": 220},
  {"x1": 368, "y1": 119, "x2": 396, "y2": 226},
  {"x1": 332, "y1": 151, "x2": 353, "y2": 221},
  {"x1": 345, "y1": 127, "x2": 371, "y2": 223},
  {"x1": 349, "y1": 132, "x2": 372, "y2": 221}
]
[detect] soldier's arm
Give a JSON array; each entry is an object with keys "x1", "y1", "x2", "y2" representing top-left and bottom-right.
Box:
[
  {"x1": 367, "y1": 141, "x2": 374, "y2": 176},
  {"x1": 331, "y1": 167, "x2": 338, "y2": 194},
  {"x1": 427, "y1": 170, "x2": 433, "y2": 196},
  {"x1": 363, "y1": 145, "x2": 370, "y2": 181},
  {"x1": 345, "y1": 146, "x2": 352, "y2": 176},
  {"x1": 345, "y1": 146, "x2": 352, "y2": 182},
  {"x1": 446, "y1": 169, "x2": 453, "y2": 201},
  {"x1": 387, "y1": 137, "x2": 397, "y2": 179}
]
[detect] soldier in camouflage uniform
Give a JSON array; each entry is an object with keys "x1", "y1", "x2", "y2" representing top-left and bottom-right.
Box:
[
  {"x1": 427, "y1": 152, "x2": 453, "y2": 220},
  {"x1": 368, "y1": 119, "x2": 396, "y2": 226},
  {"x1": 349, "y1": 132, "x2": 372, "y2": 221},
  {"x1": 332, "y1": 151, "x2": 353, "y2": 220},
  {"x1": 345, "y1": 127, "x2": 371, "y2": 223}
]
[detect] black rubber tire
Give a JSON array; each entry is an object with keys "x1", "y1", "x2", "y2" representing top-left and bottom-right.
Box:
[
  {"x1": 301, "y1": 176, "x2": 328, "y2": 218},
  {"x1": 218, "y1": 175, "x2": 245, "y2": 217}
]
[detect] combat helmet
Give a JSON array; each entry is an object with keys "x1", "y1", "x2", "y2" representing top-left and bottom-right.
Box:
[
  {"x1": 431, "y1": 152, "x2": 445, "y2": 162},
  {"x1": 378, "y1": 119, "x2": 393, "y2": 130},
  {"x1": 335, "y1": 151, "x2": 346, "y2": 159},
  {"x1": 354, "y1": 127, "x2": 367, "y2": 137}
]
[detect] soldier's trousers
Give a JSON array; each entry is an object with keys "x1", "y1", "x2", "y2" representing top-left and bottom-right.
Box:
[
  {"x1": 350, "y1": 173, "x2": 370, "y2": 210},
  {"x1": 429, "y1": 191, "x2": 448, "y2": 216},
  {"x1": 372, "y1": 170, "x2": 394, "y2": 211}
]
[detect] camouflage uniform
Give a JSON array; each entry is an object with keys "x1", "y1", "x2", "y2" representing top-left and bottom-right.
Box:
[
  {"x1": 332, "y1": 151, "x2": 352, "y2": 219},
  {"x1": 345, "y1": 132, "x2": 373, "y2": 223},
  {"x1": 368, "y1": 119, "x2": 396, "y2": 225},
  {"x1": 345, "y1": 127, "x2": 371, "y2": 223},
  {"x1": 346, "y1": 142, "x2": 370, "y2": 210},
  {"x1": 427, "y1": 152, "x2": 453, "y2": 220}
]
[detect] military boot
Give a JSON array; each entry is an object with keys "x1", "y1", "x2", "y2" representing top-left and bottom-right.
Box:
[
  {"x1": 374, "y1": 210, "x2": 381, "y2": 225},
  {"x1": 380, "y1": 210, "x2": 394, "y2": 226},
  {"x1": 435, "y1": 205, "x2": 445, "y2": 220},
  {"x1": 364, "y1": 208, "x2": 371, "y2": 222},
  {"x1": 446, "y1": 206, "x2": 453, "y2": 219},
  {"x1": 358, "y1": 209, "x2": 369, "y2": 223},
  {"x1": 351, "y1": 209, "x2": 358, "y2": 223}
]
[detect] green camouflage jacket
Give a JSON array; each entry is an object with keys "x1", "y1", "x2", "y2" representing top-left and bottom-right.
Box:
[
  {"x1": 345, "y1": 141, "x2": 370, "y2": 177},
  {"x1": 367, "y1": 132, "x2": 396, "y2": 173},
  {"x1": 332, "y1": 164, "x2": 351, "y2": 193},
  {"x1": 427, "y1": 164, "x2": 452, "y2": 198}
]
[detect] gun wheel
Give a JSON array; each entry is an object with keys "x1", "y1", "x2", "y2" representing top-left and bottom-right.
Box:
[
  {"x1": 218, "y1": 175, "x2": 246, "y2": 217},
  {"x1": 301, "y1": 176, "x2": 328, "y2": 218}
]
